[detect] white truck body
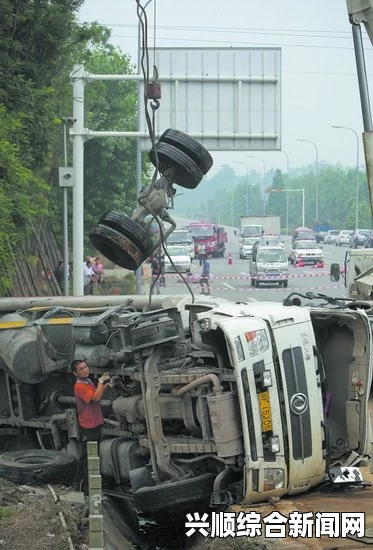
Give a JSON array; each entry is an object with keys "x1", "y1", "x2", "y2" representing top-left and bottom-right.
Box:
[
  {"x1": 241, "y1": 215, "x2": 281, "y2": 237},
  {"x1": 0, "y1": 294, "x2": 371, "y2": 515}
]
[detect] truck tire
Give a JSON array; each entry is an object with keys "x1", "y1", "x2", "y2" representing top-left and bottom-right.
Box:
[
  {"x1": 0, "y1": 450, "x2": 76, "y2": 485},
  {"x1": 97, "y1": 211, "x2": 153, "y2": 252},
  {"x1": 283, "y1": 280, "x2": 288, "y2": 288},
  {"x1": 89, "y1": 223, "x2": 153, "y2": 271},
  {"x1": 255, "y1": 279, "x2": 260, "y2": 288},
  {"x1": 148, "y1": 142, "x2": 203, "y2": 189},
  {"x1": 158, "y1": 129, "x2": 213, "y2": 175},
  {"x1": 133, "y1": 473, "x2": 215, "y2": 514}
]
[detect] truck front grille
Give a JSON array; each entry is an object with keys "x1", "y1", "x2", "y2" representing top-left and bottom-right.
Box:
[{"x1": 282, "y1": 347, "x2": 312, "y2": 460}]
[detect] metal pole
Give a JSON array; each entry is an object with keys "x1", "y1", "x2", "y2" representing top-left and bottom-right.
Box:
[
  {"x1": 71, "y1": 65, "x2": 86, "y2": 296},
  {"x1": 232, "y1": 161, "x2": 249, "y2": 216},
  {"x1": 283, "y1": 150, "x2": 289, "y2": 174},
  {"x1": 302, "y1": 188, "x2": 305, "y2": 227},
  {"x1": 286, "y1": 191, "x2": 289, "y2": 235},
  {"x1": 296, "y1": 139, "x2": 319, "y2": 223},
  {"x1": 331, "y1": 126, "x2": 360, "y2": 229},
  {"x1": 247, "y1": 156, "x2": 266, "y2": 216},
  {"x1": 352, "y1": 24, "x2": 373, "y2": 132},
  {"x1": 62, "y1": 124, "x2": 69, "y2": 296}
]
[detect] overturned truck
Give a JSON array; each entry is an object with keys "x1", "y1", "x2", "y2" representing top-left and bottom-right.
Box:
[{"x1": 0, "y1": 292, "x2": 371, "y2": 517}]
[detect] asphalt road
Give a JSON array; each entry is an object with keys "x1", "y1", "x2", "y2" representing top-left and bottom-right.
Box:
[{"x1": 161, "y1": 221, "x2": 350, "y2": 304}]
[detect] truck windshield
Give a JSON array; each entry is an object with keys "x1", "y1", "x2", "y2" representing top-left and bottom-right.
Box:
[
  {"x1": 189, "y1": 226, "x2": 214, "y2": 238},
  {"x1": 257, "y1": 250, "x2": 286, "y2": 262},
  {"x1": 242, "y1": 226, "x2": 262, "y2": 237},
  {"x1": 167, "y1": 232, "x2": 192, "y2": 244}
]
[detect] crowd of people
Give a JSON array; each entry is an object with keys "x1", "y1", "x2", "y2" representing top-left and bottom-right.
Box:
[
  {"x1": 52, "y1": 246, "x2": 212, "y2": 298},
  {"x1": 83, "y1": 256, "x2": 104, "y2": 295}
]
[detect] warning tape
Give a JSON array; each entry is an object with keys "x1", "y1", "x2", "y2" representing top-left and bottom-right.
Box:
[
  {"x1": 163, "y1": 270, "x2": 331, "y2": 280},
  {"x1": 161, "y1": 283, "x2": 343, "y2": 292}
]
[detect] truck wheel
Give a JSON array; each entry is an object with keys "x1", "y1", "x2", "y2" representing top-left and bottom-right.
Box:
[
  {"x1": 89, "y1": 224, "x2": 153, "y2": 271},
  {"x1": 0, "y1": 450, "x2": 76, "y2": 485},
  {"x1": 148, "y1": 142, "x2": 203, "y2": 189},
  {"x1": 133, "y1": 473, "x2": 215, "y2": 514},
  {"x1": 255, "y1": 279, "x2": 260, "y2": 288},
  {"x1": 283, "y1": 280, "x2": 288, "y2": 288},
  {"x1": 251, "y1": 278, "x2": 254, "y2": 286},
  {"x1": 97, "y1": 211, "x2": 153, "y2": 252},
  {"x1": 158, "y1": 129, "x2": 213, "y2": 175}
]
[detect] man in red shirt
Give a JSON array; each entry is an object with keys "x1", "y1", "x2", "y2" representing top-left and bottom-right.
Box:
[{"x1": 72, "y1": 359, "x2": 110, "y2": 494}]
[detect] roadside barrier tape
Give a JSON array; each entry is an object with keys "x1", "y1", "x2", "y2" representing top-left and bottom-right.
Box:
[
  {"x1": 162, "y1": 271, "x2": 331, "y2": 280},
  {"x1": 156, "y1": 284, "x2": 344, "y2": 292}
]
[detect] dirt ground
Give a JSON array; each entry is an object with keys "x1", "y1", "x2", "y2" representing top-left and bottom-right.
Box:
[
  {"x1": 1, "y1": 468, "x2": 373, "y2": 550},
  {"x1": 0, "y1": 478, "x2": 88, "y2": 549}
]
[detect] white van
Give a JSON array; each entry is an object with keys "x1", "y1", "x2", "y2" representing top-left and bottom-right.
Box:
[{"x1": 249, "y1": 244, "x2": 289, "y2": 287}]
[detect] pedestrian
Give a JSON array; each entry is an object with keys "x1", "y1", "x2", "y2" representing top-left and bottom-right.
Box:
[
  {"x1": 199, "y1": 253, "x2": 211, "y2": 295},
  {"x1": 92, "y1": 257, "x2": 104, "y2": 284},
  {"x1": 150, "y1": 254, "x2": 161, "y2": 295},
  {"x1": 83, "y1": 259, "x2": 94, "y2": 295},
  {"x1": 159, "y1": 251, "x2": 166, "y2": 287},
  {"x1": 71, "y1": 359, "x2": 111, "y2": 495},
  {"x1": 198, "y1": 244, "x2": 206, "y2": 266},
  {"x1": 53, "y1": 260, "x2": 64, "y2": 293}
]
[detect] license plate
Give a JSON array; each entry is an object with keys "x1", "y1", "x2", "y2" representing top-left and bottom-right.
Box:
[{"x1": 259, "y1": 391, "x2": 272, "y2": 432}]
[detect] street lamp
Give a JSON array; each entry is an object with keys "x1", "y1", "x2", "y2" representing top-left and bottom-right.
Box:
[
  {"x1": 247, "y1": 156, "x2": 266, "y2": 215},
  {"x1": 331, "y1": 125, "x2": 360, "y2": 229},
  {"x1": 296, "y1": 138, "x2": 319, "y2": 222},
  {"x1": 232, "y1": 161, "x2": 249, "y2": 216},
  {"x1": 282, "y1": 150, "x2": 290, "y2": 174}
]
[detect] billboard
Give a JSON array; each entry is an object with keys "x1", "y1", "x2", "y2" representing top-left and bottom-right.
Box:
[{"x1": 139, "y1": 47, "x2": 281, "y2": 152}]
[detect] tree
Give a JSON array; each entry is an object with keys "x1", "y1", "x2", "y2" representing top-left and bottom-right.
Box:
[{"x1": 0, "y1": 107, "x2": 48, "y2": 294}]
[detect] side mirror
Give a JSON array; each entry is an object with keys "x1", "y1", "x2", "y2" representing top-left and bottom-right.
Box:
[{"x1": 330, "y1": 263, "x2": 341, "y2": 282}]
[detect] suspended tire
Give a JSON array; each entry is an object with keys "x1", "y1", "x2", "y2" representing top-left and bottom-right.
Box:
[
  {"x1": 148, "y1": 142, "x2": 203, "y2": 189},
  {"x1": 0, "y1": 450, "x2": 76, "y2": 485},
  {"x1": 97, "y1": 211, "x2": 153, "y2": 252},
  {"x1": 89, "y1": 224, "x2": 152, "y2": 271},
  {"x1": 133, "y1": 473, "x2": 215, "y2": 514},
  {"x1": 159, "y1": 129, "x2": 213, "y2": 175}
]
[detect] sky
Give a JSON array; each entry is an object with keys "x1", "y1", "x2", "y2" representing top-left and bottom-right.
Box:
[{"x1": 78, "y1": 0, "x2": 373, "y2": 177}]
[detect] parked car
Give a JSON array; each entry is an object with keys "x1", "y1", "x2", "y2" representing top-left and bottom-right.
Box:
[
  {"x1": 336, "y1": 230, "x2": 353, "y2": 246},
  {"x1": 324, "y1": 230, "x2": 340, "y2": 244},
  {"x1": 249, "y1": 244, "x2": 289, "y2": 287},
  {"x1": 239, "y1": 237, "x2": 258, "y2": 259},
  {"x1": 364, "y1": 230, "x2": 373, "y2": 248},
  {"x1": 164, "y1": 246, "x2": 191, "y2": 272},
  {"x1": 315, "y1": 231, "x2": 328, "y2": 243},
  {"x1": 349, "y1": 229, "x2": 371, "y2": 248},
  {"x1": 289, "y1": 240, "x2": 324, "y2": 265}
]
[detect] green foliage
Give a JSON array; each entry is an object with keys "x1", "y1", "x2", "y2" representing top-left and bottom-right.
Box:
[
  {"x1": 0, "y1": 107, "x2": 49, "y2": 295},
  {"x1": 82, "y1": 43, "x2": 139, "y2": 243},
  {"x1": 0, "y1": 506, "x2": 14, "y2": 519}
]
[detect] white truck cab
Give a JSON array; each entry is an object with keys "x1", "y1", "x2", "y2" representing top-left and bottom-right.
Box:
[{"x1": 330, "y1": 248, "x2": 373, "y2": 300}]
